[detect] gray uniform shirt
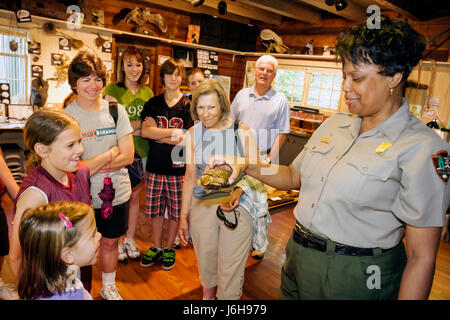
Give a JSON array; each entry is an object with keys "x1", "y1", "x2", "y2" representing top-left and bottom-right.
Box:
[{"x1": 292, "y1": 98, "x2": 450, "y2": 249}]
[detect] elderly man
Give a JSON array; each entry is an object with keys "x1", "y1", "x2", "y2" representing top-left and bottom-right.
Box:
[{"x1": 230, "y1": 55, "x2": 291, "y2": 259}]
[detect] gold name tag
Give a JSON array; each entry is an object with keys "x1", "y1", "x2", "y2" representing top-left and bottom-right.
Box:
[
  {"x1": 320, "y1": 138, "x2": 330, "y2": 143},
  {"x1": 376, "y1": 142, "x2": 392, "y2": 153}
]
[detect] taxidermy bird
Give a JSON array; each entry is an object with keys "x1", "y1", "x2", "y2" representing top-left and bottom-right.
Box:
[{"x1": 113, "y1": 7, "x2": 168, "y2": 35}]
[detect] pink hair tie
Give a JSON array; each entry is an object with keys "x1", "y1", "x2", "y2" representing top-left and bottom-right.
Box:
[{"x1": 58, "y1": 213, "x2": 72, "y2": 229}]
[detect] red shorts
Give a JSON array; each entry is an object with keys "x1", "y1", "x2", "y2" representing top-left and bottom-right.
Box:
[{"x1": 144, "y1": 172, "x2": 183, "y2": 221}]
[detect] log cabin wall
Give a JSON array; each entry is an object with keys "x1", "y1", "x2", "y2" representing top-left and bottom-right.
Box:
[
  {"x1": 90, "y1": 0, "x2": 449, "y2": 101},
  {"x1": 254, "y1": 12, "x2": 450, "y2": 60},
  {"x1": 1, "y1": 0, "x2": 448, "y2": 115},
  {"x1": 93, "y1": 0, "x2": 251, "y2": 99}
]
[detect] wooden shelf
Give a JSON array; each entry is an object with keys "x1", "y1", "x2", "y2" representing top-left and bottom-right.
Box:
[{"x1": 268, "y1": 190, "x2": 299, "y2": 210}]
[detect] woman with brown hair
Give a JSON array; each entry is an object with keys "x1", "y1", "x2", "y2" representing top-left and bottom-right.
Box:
[
  {"x1": 65, "y1": 51, "x2": 134, "y2": 300},
  {"x1": 104, "y1": 46, "x2": 154, "y2": 262}
]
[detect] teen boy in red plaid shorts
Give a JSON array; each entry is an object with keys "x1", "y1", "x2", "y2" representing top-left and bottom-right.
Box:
[{"x1": 140, "y1": 58, "x2": 193, "y2": 270}]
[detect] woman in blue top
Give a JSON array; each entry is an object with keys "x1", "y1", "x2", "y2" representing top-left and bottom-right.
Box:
[{"x1": 179, "y1": 78, "x2": 263, "y2": 300}]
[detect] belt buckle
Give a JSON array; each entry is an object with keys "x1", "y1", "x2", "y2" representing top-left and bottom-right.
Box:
[
  {"x1": 295, "y1": 223, "x2": 309, "y2": 236},
  {"x1": 294, "y1": 224, "x2": 327, "y2": 252}
]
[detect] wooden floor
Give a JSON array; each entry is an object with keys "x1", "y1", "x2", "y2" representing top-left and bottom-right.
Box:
[{"x1": 1, "y1": 195, "x2": 450, "y2": 300}]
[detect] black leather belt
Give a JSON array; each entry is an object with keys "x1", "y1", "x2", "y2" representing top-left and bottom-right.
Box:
[{"x1": 293, "y1": 222, "x2": 395, "y2": 256}]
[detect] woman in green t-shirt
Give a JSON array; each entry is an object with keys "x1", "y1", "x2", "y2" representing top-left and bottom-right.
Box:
[{"x1": 104, "y1": 47, "x2": 154, "y2": 262}]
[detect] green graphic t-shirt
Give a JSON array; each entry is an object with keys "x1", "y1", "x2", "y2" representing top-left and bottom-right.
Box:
[{"x1": 104, "y1": 83, "x2": 154, "y2": 158}]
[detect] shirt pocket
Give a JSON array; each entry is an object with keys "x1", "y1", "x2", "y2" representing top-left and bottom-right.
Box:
[
  {"x1": 300, "y1": 142, "x2": 334, "y2": 179},
  {"x1": 345, "y1": 159, "x2": 397, "y2": 208}
]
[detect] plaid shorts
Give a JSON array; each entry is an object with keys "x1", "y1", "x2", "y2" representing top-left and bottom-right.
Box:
[{"x1": 144, "y1": 172, "x2": 183, "y2": 221}]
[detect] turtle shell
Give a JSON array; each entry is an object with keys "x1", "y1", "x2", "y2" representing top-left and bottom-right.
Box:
[{"x1": 196, "y1": 169, "x2": 232, "y2": 189}]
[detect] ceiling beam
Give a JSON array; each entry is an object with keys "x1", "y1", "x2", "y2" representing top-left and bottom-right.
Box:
[
  {"x1": 292, "y1": 0, "x2": 367, "y2": 22},
  {"x1": 201, "y1": 0, "x2": 283, "y2": 25},
  {"x1": 140, "y1": 0, "x2": 252, "y2": 25},
  {"x1": 236, "y1": 0, "x2": 321, "y2": 25},
  {"x1": 370, "y1": 0, "x2": 419, "y2": 21}
]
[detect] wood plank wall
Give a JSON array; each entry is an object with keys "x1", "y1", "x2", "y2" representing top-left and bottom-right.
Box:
[{"x1": 93, "y1": 0, "x2": 251, "y2": 100}]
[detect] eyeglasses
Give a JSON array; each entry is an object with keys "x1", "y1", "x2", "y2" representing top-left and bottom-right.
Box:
[{"x1": 216, "y1": 206, "x2": 240, "y2": 229}]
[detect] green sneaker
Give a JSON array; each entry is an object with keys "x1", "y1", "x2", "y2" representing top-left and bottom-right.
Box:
[
  {"x1": 140, "y1": 247, "x2": 162, "y2": 267},
  {"x1": 162, "y1": 248, "x2": 175, "y2": 270}
]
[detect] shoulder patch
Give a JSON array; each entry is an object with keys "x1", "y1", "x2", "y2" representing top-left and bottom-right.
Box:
[{"x1": 432, "y1": 150, "x2": 450, "y2": 183}]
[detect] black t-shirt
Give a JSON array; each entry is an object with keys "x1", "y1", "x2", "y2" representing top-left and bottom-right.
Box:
[{"x1": 141, "y1": 94, "x2": 193, "y2": 176}]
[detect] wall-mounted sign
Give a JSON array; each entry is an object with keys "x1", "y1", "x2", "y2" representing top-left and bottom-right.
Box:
[
  {"x1": 196, "y1": 49, "x2": 218, "y2": 74},
  {"x1": 51, "y1": 53, "x2": 63, "y2": 65},
  {"x1": 0, "y1": 83, "x2": 11, "y2": 105},
  {"x1": 16, "y1": 9, "x2": 31, "y2": 23},
  {"x1": 102, "y1": 41, "x2": 112, "y2": 53},
  {"x1": 28, "y1": 42, "x2": 41, "y2": 55},
  {"x1": 31, "y1": 65, "x2": 43, "y2": 78},
  {"x1": 59, "y1": 38, "x2": 71, "y2": 51}
]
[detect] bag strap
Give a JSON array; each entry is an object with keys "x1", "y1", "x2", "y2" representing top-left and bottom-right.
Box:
[
  {"x1": 233, "y1": 120, "x2": 244, "y2": 156},
  {"x1": 108, "y1": 102, "x2": 118, "y2": 127}
]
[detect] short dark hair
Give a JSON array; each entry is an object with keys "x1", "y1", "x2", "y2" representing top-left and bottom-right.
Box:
[
  {"x1": 159, "y1": 58, "x2": 185, "y2": 86},
  {"x1": 335, "y1": 16, "x2": 425, "y2": 83},
  {"x1": 68, "y1": 51, "x2": 106, "y2": 93}
]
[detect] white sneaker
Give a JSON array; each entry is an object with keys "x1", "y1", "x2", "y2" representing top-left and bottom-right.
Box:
[
  {"x1": 0, "y1": 279, "x2": 19, "y2": 300},
  {"x1": 100, "y1": 284, "x2": 123, "y2": 300},
  {"x1": 118, "y1": 242, "x2": 128, "y2": 262},
  {"x1": 173, "y1": 234, "x2": 181, "y2": 249},
  {"x1": 123, "y1": 238, "x2": 141, "y2": 259}
]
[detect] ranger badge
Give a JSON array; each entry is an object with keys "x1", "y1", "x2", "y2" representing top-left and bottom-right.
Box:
[{"x1": 432, "y1": 150, "x2": 450, "y2": 183}]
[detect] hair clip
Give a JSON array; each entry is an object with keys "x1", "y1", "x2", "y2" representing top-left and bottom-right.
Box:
[{"x1": 58, "y1": 212, "x2": 72, "y2": 229}]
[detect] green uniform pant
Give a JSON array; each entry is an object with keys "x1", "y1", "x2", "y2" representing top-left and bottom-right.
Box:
[{"x1": 280, "y1": 229, "x2": 407, "y2": 300}]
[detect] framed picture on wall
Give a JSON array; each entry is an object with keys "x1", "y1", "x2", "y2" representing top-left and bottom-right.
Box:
[
  {"x1": 244, "y1": 60, "x2": 256, "y2": 88},
  {"x1": 172, "y1": 46, "x2": 194, "y2": 68},
  {"x1": 211, "y1": 75, "x2": 231, "y2": 100}
]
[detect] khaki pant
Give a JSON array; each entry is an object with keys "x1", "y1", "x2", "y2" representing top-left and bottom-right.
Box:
[{"x1": 190, "y1": 196, "x2": 253, "y2": 300}]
